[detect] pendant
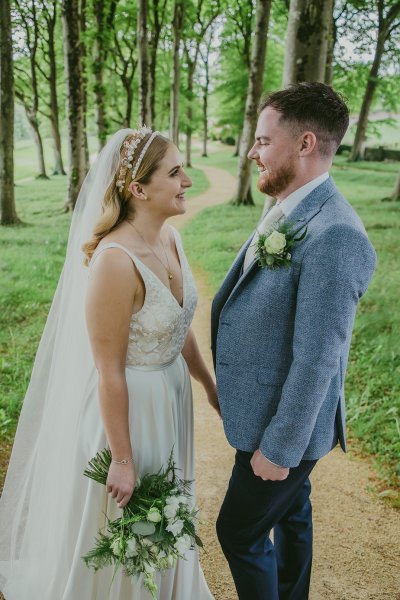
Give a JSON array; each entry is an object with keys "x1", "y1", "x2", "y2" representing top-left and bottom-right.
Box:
[{"x1": 168, "y1": 272, "x2": 173, "y2": 280}]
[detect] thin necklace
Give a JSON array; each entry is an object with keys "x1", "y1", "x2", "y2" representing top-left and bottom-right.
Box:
[{"x1": 127, "y1": 221, "x2": 174, "y2": 281}]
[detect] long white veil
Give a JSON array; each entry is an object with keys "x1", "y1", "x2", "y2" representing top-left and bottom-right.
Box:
[{"x1": 0, "y1": 129, "x2": 134, "y2": 595}]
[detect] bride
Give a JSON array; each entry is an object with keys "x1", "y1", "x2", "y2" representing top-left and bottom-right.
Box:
[{"x1": 0, "y1": 127, "x2": 219, "y2": 599}]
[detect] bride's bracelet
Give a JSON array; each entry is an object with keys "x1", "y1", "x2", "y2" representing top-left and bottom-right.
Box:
[{"x1": 112, "y1": 456, "x2": 134, "y2": 465}]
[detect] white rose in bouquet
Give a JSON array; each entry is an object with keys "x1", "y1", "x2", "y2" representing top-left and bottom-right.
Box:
[
  {"x1": 174, "y1": 534, "x2": 192, "y2": 556},
  {"x1": 147, "y1": 507, "x2": 162, "y2": 523},
  {"x1": 166, "y1": 519, "x2": 184, "y2": 536}
]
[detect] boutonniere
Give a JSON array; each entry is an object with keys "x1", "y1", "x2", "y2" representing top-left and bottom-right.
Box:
[{"x1": 254, "y1": 221, "x2": 307, "y2": 269}]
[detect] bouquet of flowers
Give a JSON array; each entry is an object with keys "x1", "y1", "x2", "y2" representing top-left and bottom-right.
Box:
[{"x1": 82, "y1": 448, "x2": 203, "y2": 599}]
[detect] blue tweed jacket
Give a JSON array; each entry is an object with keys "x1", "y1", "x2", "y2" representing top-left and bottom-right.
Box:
[{"x1": 211, "y1": 177, "x2": 376, "y2": 467}]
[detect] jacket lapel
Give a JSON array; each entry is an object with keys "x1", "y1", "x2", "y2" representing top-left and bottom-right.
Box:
[{"x1": 222, "y1": 177, "x2": 338, "y2": 308}]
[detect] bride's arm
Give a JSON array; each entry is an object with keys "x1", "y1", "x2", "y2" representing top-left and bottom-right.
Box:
[
  {"x1": 182, "y1": 327, "x2": 220, "y2": 416},
  {"x1": 85, "y1": 248, "x2": 138, "y2": 508}
]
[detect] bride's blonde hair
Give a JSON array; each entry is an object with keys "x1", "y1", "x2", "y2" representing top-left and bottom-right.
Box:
[{"x1": 82, "y1": 131, "x2": 171, "y2": 265}]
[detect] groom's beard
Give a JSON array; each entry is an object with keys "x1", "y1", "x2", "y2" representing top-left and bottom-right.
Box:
[{"x1": 257, "y1": 159, "x2": 297, "y2": 197}]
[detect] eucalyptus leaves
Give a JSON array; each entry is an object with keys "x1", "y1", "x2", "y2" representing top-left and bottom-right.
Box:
[
  {"x1": 82, "y1": 448, "x2": 202, "y2": 599},
  {"x1": 255, "y1": 221, "x2": 307, "y2": 269}
]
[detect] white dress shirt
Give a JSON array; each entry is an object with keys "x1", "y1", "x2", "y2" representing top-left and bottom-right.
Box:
[{"x1": 277, "y1": 171, "x2": 329, "y2": 217}]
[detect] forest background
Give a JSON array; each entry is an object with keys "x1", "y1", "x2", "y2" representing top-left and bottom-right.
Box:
[{"x1": 0, "y1": 0, "x2": 399, "y2": 506}]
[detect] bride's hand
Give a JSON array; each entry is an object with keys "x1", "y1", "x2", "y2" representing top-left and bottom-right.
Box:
[
  {"x1": 207, "y1": 383, "x2": 221, "y2": 417},
  {"x1": 106, "y1": 462, "x2": 136, "y2": 509}
]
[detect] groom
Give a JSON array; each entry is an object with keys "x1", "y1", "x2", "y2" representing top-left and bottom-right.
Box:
[{"x1": 211, "y1": 82, "x2": 376, "y2": 599}]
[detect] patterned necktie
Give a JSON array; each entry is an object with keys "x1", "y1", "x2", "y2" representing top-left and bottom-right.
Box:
[{"x1": 243, "y1": 203, "x2": 284, "y2": 271}]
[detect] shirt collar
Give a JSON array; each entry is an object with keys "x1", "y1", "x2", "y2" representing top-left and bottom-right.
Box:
[{"x1": 277, "y1": 172, "x2": 329, "y2": 217}]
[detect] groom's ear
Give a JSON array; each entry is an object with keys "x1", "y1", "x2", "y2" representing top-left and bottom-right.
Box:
[{"x1": 299, "y1": 131, "x2": 317, "y2": 156}]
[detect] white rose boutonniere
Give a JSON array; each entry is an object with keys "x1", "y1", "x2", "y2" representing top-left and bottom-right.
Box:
[{"x1": 255, "y1": 221, "x2": 307, "y2": 269}]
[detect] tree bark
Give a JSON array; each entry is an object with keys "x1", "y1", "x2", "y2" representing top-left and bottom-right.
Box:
[
  {"x1": 138, "y1": 0, "x2": 150, "y2": 125},
  {"x1": 80, "y1": 0, "x2": 90, "y2": 173},
  {"x1": 232, "y1": 0, "x2": 272, "y2": 206},
  {"x1": 93, "y1": 0, "x2": 116, "y2": 150},
  {"x1": 234, "y1": 132, "x2": 242, "y2": 157},
  {"x1": 0, "y1": 0, "x2": 20, "y2": 225},
  {"x1": 62, "y1": 0, "x2": 87, "y2": 210},
  {"x1": 324, "y1": 4, "x2": 335, "y2": 85},
  {"x1": 26, "y1": 109, "x2": 48, "y2": 179},
  {"x1": 283, "y1": 0, "x2": 333, "y2": 86},
  {"x1": 391, "y1": 171, "x2": 400, "y2": 201},
  {"x1": 170, "y1": 0, "x2": 185, "y2": 145}
]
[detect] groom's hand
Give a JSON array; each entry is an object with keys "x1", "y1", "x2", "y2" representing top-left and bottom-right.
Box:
[{"x1": 250, "y1": 449, "x2": 289, "y2": 481}]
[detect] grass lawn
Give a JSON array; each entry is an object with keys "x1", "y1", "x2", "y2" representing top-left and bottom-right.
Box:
[{"x1": 182, "y1": 148, "x2": 400, "y2": 502}]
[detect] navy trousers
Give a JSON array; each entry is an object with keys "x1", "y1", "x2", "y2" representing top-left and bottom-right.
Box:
[{"x1": 216, "y1": 450, "x2": 317, "y2": 600}]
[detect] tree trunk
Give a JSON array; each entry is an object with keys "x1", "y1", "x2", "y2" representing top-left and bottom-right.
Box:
[
  {"x1": 62, "y1": 0, "x2": 87, "y2": 210},
  {"x1": 232, "y1": 0, "x2": 272, "y2": 206},
  {"x1": 201, "y1": 49, "x2": 210, "y2": 157},
  {"x1": 283, "y1": 0, "x2": 333, "y2": 86},
  {"x1": 391, "y1": 171, "x2": 400, "y2": 201},
  {"x1": 349, "y1": 30, "x2": 386, "y2": 162},
  {"x1": 170, "y1": 0, "x2": 185, "y2": 145},
  {"x1": 0, "y1": 0, "x2": 20, "y2": 225},
  {"x1": 80, "y1": 0, "x2": 90, "y2": 172},
  {"x1": 93, "y1": 0, "x2": 108, "y2": 150},
  {"x1": 185, "y1": 58, "x2": 196, "y2": 168},
  {"x1": 26, "y1": 110, "x2": 48, "y2": 179},
  {"x1": 48, "y1": 17, "x2": 66, "y2": 175},
  {"x1": 138, "y1": 0, "x2": 150, "y2": 125},
  {"x1": 149, "y1": 0, "x2": 166, "y2": 127},
  {"x1": 234, "y1": 132, "x2": 242, "y2": 157},
  {"x1": 324, "y1": 5, "x2": 335, "y2": 85}
]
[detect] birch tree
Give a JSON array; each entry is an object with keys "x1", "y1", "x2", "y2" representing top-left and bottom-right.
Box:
[
  {"x1": 0, "y1": 0, "x2": 20, "y2": 225},
  {"x1": 232, "y1": 0, "x2": 272, "y2": 205},
  {"x1": 283, "y1": 0, "x2": 334, "y2": 86}
]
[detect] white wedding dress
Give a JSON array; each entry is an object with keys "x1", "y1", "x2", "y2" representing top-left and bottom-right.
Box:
[{"x1": 1, "y1": 228, "x2": 213, "y2": 600}]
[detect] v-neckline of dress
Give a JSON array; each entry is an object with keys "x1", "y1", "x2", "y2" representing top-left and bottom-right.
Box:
[{"x1": 125, "y1": 231, "x2": 186, "y2": 310}]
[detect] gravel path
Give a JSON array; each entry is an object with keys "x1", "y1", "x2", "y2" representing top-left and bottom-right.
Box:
[{"x1": 173, "y1": 165, "x2": 400, "y2": 600}]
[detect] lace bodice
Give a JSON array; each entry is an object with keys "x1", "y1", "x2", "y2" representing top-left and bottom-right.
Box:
[{"x1": 90, "y1": 227, "x2": 197, "y2": 367}]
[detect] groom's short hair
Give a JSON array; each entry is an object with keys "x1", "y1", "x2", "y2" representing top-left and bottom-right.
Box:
[{"x1": 259, "y1": 82, "x2": 349, "y2": 157}]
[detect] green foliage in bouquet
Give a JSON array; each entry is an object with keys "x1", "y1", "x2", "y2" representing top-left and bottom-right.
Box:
[{"x1": 82, "y1": 448, "x2": 203, "y2": 599}]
